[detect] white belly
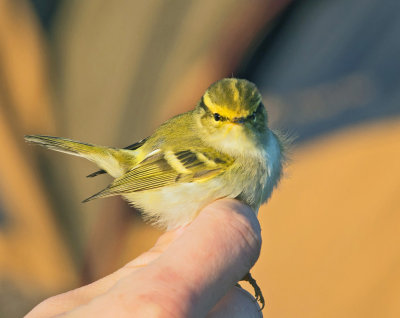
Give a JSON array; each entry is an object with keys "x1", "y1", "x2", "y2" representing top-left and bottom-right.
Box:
[
  {"x1": 124, "y1": 130, "x2": 283, "y2": 230},
  {"x1": 123, "y1": 178, "x2": 241, "y2": 229}
]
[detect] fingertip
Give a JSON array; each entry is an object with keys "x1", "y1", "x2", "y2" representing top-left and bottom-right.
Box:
[
  {"x1": 205, "y1": 199, "x2": 261, "y2": 236},
  {"x1": 208, "y1": 287, "x2": 263, "y2": 318},
  {"x1": 199, "y1": 198, "x2": 262, "y2": 265}
]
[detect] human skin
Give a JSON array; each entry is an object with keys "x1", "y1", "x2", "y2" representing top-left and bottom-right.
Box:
[{"x1": 26, "y1": 199, "x2": 263, "y2": 317}]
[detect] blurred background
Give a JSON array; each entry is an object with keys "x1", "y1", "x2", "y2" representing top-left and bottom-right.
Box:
[{"x1": 1, "y1": 0, "x2": 399, "y2": 316}]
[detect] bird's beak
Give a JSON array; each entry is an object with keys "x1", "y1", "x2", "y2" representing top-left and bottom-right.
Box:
[{"x1": 232, "y1": 117, "x2": 245, "y2": 124}]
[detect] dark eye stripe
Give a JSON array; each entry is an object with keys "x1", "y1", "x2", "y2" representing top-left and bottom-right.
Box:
[
  {"x1": 247, "y1": 113, "x2": 256, "y2": 120},
  {"x1": 200, "y1": 97, "x2": 262, "y2": 122},
  {"x1": 200, "y1": 98, "x2": 225, "y2": 121},
  {"x1": 199, "y1": 97, "x2": 213, "y2": 115},
  {"x1": 244, "y1": 103, "x2": 262, "y2": 122},
  {"x1": 214, "y1": 113, "x2": 221, "y2": 121}
]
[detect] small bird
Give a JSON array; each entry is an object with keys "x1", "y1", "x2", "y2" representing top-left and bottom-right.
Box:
[{"x1": 25, "y1": 78, "x2": 287, "y2": 309}]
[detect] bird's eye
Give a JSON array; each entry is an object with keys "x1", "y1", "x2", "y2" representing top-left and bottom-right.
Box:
[
  {"x1": 248, "y1": 113, "x2": 256, "y2": 121},
  {"x1": 213, "y1": 113, "x2": 221, "y2": 121}
]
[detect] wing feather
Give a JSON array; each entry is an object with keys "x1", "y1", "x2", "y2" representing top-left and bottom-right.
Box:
[{"x1": 83, "y1": 148, "x2": 233, "y2": 202}]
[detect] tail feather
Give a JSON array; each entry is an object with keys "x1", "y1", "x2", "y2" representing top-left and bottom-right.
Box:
[
  {"x1": 25, "y1": 135, "x2": 144, "y2": 200},
  {"x1": 82, "y1": 187, "x2": 112, "y2": 203},
  {"x1": 24, "y1": 135, "x2": 104, "y2": 157},
  {"x1": 24, "y1": 135, "x2": 132, "y2": 178}
]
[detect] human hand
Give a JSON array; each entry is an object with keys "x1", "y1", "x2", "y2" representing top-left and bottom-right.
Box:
[{"x1": 26, "y1": 199, "x2": 262, "y2": 317}]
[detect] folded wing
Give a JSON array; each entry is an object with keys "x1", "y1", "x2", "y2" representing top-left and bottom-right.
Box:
[{"x1": 83, "y1": 148, "x2": 233, "y2": 202}]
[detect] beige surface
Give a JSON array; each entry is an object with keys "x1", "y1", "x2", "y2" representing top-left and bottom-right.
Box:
[
  {"x1": 0, "y1": 0, "x2": 77, "y2": 293},
  {"x1": 254, "y1": 118, "x2": 400, "y2": 317}
]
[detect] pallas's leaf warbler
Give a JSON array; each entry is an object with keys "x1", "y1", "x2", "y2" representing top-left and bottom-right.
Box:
[{"x1": 25, "y1": 78, "x2": 287, "y2": 309}]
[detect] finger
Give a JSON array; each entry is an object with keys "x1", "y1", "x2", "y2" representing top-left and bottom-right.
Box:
[
  {"x1": 60, "y1": 199, "x2": 261, "y2": 317},
  {"x1": 208, "y1": 287, "x2": 262, "y2": 318},
  {"x1": 26, "y1": 226, "x2": 186, "y2": 318}
]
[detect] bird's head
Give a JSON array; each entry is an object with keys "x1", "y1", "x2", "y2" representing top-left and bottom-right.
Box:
[{"x1": 196, "y1": 78, "x2": 268, "y2": 151}]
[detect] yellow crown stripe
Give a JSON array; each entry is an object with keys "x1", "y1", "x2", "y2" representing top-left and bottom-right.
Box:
[
  {"x1": 203, "y1": 78, "x2": 262, "y2": 119},
  {"x1": 231, "y1": 79, "x2": 240, "y2": 103},
  {"x1": 203, "y1": 92, "x2": 247, "y2": 118}
]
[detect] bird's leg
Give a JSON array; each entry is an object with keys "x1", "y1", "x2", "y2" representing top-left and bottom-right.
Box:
[{"x1": 240, "y1": 272, "x2": 265, "y2": 310}]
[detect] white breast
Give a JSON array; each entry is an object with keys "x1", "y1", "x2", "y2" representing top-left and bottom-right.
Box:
[
  {"x1": 232, "y1": 130, "x2": 283, "y2": 213},
  {"x1": 263, "y1": 130, "x2": 283, "y2": 202},
  {"x1": 123, "y1": 177, "x2": 240, "y2": 230},
  {"x1": 123, "y1": 130, "x2": 283, "y2": 230}
]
